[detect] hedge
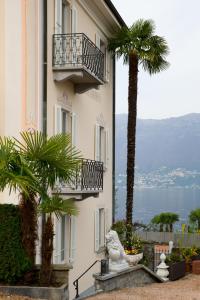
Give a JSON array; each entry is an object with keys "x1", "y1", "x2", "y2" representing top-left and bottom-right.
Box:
[{"x1": 0, "y1": 204, "x2": 32, "y2": 283}]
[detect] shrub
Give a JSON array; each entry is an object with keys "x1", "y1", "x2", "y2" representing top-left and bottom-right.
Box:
[{"x1": 0, "y1": 204, "x2": 32, "y2": 283}]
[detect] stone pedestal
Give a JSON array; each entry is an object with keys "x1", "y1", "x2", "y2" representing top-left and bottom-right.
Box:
[{"x1": 156, "y1": 253, "x2": 169, "y2": 281}]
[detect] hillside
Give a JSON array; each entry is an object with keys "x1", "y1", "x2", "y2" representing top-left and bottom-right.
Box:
[{"x1": 116, "y1": 113, "x2": 200, "y2": 173}]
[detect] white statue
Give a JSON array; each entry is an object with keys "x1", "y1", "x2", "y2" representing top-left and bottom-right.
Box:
[{"x1": 105, "y1": 230, "x2": 129, "y2": 272}]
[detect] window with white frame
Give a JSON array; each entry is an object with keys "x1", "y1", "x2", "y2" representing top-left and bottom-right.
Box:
[
  {"x1": 53, "y1": 214, "x2": 76, "y2": 264},
  {"x1": 55, "y1": 0, "x2": 71, "y2": 34},
  {"x1": 53, "y1": 215, "x2": 69, "y2": 264},
  {"x1": 55, "y1": 104, "x2": 77, "y2": 146},
  {"x1": 61, "y1": 109, "x2": 72, "y2": 134},
  {"x1": 95, "y1": 208, "x2": 105, "y2": 252},
  {"x1": 95, "y1": 124, "x2": 109, "y2": 168}
]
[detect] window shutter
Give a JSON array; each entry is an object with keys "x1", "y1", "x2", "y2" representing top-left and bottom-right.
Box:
[
  {"x1": 105, "y1": 50, "x2": 110, "y2": 82},
  {"x1": 95, "y1": 209, "x2": 100, "y2": 252},
  {"x1": 105, "y1": 208, "x2": 110, "y2": 234},
  {"x1": 69, "y1": 215, "x2": 76, "y2": 263},
  {"x1": 105, "y1": 128, "x2": 109, "y2": 169},
  {"x1": 54, "y1": 104, "x2": 62, "y2": 134},
  {"x1": 55, "y1": 0, "x2": 62, "y2": 34},
  {"x1": 95, "y1": 34, "x2": 101, "y2": 49},
  {"x1": 95, "y1": 124, "x2": 100, "y2": 161},
  {"x1": 71, "y1": 7, "x2": 77, "y2": 33},
  {"x1": 72, "y1": 112, "x2": 77, "y2": 146}
]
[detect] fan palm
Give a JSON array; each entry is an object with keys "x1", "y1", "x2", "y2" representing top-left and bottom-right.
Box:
[
  {"x1": 15, "y1": 131, "x2": 80, "y2": 284},
  {"x1": 108, "y1": 19, "x2": 169, "y2": 224},
  {"x1": 0, "y1": 137, "x2": 40, "y2": 264},
  {"x1": 0, "y1": 131, "x2": 80, "y2": 284},
  {"x1": 151, "y1": 212, "x2": 179, "y2": 232}
]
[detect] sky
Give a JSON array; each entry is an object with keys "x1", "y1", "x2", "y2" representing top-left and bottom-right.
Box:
[{"x1": 111, "y1": 0, "x2": 200, "y2": 119}]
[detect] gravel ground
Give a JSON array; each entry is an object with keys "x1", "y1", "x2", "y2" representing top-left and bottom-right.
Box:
[
  {"x1": 0, "y1": 294, "x2": 43, "y2": 300},
  {"x1": 89, "y1": 274, "x2": 200, "y2": 300}
]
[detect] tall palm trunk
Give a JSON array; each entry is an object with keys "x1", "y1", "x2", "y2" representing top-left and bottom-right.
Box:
[
  {"x1": 19, "y1": 192, "x2": 38, "y2": 265},
  {"x1": 126, "y1": 52, "x2": 138, "y2": 224}
]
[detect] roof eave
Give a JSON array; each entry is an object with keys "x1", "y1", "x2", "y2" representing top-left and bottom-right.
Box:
[{"x1": 104, "y1": 0, "x2": 127, "y2": 28}]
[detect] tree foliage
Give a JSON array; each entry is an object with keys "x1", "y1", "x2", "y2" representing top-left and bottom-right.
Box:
[
  {"x1": 189, "y1": 208, "x2": 200, "y2": 230},
  {"x1": 151, "y1": 212, "x2": 179, "y2": 232}
]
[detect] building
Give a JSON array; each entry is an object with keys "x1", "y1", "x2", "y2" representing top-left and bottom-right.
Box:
[{"x1": 0, "y1": 1, "x2": 125, "y2": 299}]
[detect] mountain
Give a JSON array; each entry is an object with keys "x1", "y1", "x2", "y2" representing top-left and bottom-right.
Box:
[{"x1": 116, "y1": 113, "x2": 200, "y2": 173}]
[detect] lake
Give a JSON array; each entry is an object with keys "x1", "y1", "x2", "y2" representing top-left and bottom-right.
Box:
[{"x1": 115, "y1": 187, "x2": 200, "y2": 227}]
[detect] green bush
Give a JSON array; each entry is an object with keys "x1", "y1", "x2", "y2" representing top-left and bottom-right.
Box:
[{"x1": 0, "y1": 204, "x2": 32, "y2": 283}]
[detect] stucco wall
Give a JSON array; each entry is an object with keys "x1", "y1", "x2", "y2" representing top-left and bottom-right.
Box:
[{"x1": 47, "y1": 1, "x2": 114, "y2": 299}]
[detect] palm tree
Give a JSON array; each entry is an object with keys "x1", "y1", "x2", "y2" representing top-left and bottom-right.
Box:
[
  {"x1": 0, "y1": 137, "x2": 40, "y2": 264},
  {"x1": 0, "y1": 132, "x2": 80, "y2": 285},
  {"x1": 108, "y1": 19, "x2": 169, "y2": 224},
  {"x1": 151, "y1": 212, "x2": 179, "y2": 232},
  {"x1": 165, "y1": 212, "x2": 179, "y2": 232},
  {"x1": 189, "y1": 208, "x2": 200, "y2": 230},
  {"x1": 15, "y1": 131, "x2": 80, "y2": 284},
  {"x1": 151, "y1": 214, "x2": 163, "y2": 232}
]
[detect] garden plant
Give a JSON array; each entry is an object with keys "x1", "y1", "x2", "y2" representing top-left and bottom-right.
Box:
[{"x1": 0, "y1": 131, "x2": 80, "y2": 285}]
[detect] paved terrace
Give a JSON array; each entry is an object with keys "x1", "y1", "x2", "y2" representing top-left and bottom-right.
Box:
[{"x1": 89, "y1": 274, "x2": 200, "y2": 300}]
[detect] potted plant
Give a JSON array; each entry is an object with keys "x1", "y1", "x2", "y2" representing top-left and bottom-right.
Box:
[
  {"x1": 166, "y1": 250, "x2": 186, "y2": 280},
  {"x1": 111, "y1": 221, "x2": 143, "y2": 266},
  {"x1": 123, "y1": 223, "x2": 143, "y2": 266},
  {"x1": 181, "y1": 247, "x2": 199, "y2": 272}
]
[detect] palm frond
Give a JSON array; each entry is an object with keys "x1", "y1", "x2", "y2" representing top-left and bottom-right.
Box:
[
  {"x1": 108, "y1": 18, "x2": 169, "y2": 72},
  {"x1": 15, "y1": 131, "x2": 81, "y2": 189},
  {"x1": 0, "y1": 136, "x2": 40, "y2": 195},
  {"x1": 38, "y1": 195, "x2": 78, "y2": 218}
]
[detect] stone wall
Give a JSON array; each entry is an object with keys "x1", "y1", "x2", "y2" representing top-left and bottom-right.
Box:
[{"x1": 94, "y1": 265, "x2": 163, "y2": 293}]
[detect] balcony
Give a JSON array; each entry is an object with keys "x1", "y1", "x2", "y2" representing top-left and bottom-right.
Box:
[
  {"x1": 54, "y1": 159, "x2": 103, "y2": 200},
  {"x1": 53, "y1": 33, "x2": 104, "y2": 93}
]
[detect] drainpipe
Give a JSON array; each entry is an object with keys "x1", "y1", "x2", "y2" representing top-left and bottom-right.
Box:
[
  {"x1": 112, "y1": 57, "x2": 116, "y2": 224},
  {"x1": 42, "y1": 0, "x2": 47, "y2": 135},
  {"x1": 41, "y1": 0, "x2": 47, "y2": 266}
]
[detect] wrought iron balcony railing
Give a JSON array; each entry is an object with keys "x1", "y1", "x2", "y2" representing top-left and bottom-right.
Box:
[
  {"x1": 55, "y1": 159, "x2": 103, "y2": 194},
  {"x1": 53, "y1": 33, "x2": 104, "y2": 82}
]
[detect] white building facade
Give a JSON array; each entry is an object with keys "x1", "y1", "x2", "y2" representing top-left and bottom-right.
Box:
[{"x1": 0, "y1": 1, "x2": 125, "y2": 298}]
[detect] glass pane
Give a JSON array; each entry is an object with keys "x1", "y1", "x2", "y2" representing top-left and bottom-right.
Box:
[{"x1": 62, "y1": 111, "x2": 67, "y2": 133}]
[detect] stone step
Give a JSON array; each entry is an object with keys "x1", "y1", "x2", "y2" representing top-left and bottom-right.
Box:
[{"x1": 74, "y1": 285, "x2": 103, "y2": 300}]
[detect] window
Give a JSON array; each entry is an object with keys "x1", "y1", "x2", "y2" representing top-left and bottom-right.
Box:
[
  {"x1": 53, "y1": 215, "x2": 69, "y2": 264},
  {"x1": 55, "y1": 0, "x2": 71, "y2": 34},
  {"x1": 55, "y1": 105, "x2": 77, "y2": 146},
  {"x1": 95, "y1": 124, "x2": 109, "y2": 168},
  {"x1": 61, "y1": 109, "x2": 72, "y2": 134},
  {"x1": 53, "y1": 214, "x2": 76, "y2": 264},
  {"x1": 95, "y1": 208, "x2": 105, "y2": 252}
]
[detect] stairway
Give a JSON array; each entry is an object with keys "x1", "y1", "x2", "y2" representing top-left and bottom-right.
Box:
[{"x1": 74, "y1": 285, "x2": 102, "y2": 300}]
